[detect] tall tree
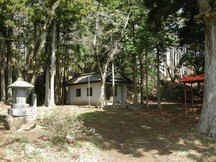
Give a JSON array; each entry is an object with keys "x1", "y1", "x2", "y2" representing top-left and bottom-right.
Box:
[
  {"x1": 0, "y1": 0, "x2": 30, "y2": 103},
  {"x1": 48, "y1": 20, "x2": 57, "y2": 107},
  {"x1": 24, "y1": 0, "x2": 61, "y2": 84},
  {"x1": 92, "y1": 1, "x2": 131, "y2": 108},
  {"x1": 122, "y1": 1, "x2": 157, "y2": 107},
  {"x1": 196, "y1": 0, "x2": 216, "y2": 135},
  {"x1": 0, "y1": 32, "x2": 6, "y2": 102}
]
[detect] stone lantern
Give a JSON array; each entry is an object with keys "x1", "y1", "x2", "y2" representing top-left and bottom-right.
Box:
[
  {"x1": 6, "y1": 77, "x2": 37, "y2": 130},
  {"x1": 8, "y1": 77, "x2": 35, "y2": 116}
]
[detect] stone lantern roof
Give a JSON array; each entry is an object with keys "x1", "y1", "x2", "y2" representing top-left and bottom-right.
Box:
[{"x1": 8, "y1": 77, "x2": 34, "y2": 89}]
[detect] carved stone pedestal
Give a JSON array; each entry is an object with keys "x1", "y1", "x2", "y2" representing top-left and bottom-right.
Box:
[{"x1": 6, "y1": 77, "x2": 37, "y2": 131}]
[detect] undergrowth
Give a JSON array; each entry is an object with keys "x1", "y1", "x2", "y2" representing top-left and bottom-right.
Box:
[{"x1": 40, "y1": 110, "x2": 90, "y2": 146}]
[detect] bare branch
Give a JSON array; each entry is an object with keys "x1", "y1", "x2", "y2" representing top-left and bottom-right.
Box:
[{"x1": 121, "y1": 10, "x2": 131, "y2": 38}]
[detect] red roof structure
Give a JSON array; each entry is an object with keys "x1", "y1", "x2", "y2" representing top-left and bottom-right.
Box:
[
  {"x1": 177, "y1": 74, "x2": 204, "y2": 111},
  {"x1": 177, "y1": 74, "x2": 205, "y2": 83}
]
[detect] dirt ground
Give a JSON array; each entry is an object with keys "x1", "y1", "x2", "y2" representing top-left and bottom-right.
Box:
[{"x1": 0, "y1": 102, "x2": 216, "y2": 162}]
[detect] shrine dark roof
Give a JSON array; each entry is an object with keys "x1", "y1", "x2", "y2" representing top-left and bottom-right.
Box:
[{"x1": 65, "y1": 72, "x2": 132, "y2": 86}]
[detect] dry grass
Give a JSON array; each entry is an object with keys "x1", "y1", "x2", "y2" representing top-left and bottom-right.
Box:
[
  {"x1": 39, "y1": 109, "x2": 90, "y2": 146},
  {"x1": 0, "y1": 106, "x2": 102, "y2": 162},
  {"x1": 78, "y1": 104, "x2": 216, "y2": 162},
  {"x1": 0, "y1": 103, "x2": 216, "y2": 161}
]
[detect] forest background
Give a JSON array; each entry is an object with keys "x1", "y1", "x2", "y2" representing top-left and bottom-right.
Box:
[{"x1": 1, "y1": 0, "x2": 215, "y2": 135}]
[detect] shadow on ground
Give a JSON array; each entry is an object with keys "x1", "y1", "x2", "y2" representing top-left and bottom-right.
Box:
[{"x1": 79, "y1": 103, "x2": 216, "y2": 161}]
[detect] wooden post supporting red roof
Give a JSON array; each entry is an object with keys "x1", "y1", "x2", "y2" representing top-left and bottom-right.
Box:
[{"x1": 184, "y1": 83, "x2": 187, "y2": 111}]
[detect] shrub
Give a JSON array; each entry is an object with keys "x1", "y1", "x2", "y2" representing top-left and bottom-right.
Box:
[{"x1": 40, "y1": 110, "x2": 89, "y2": 146}]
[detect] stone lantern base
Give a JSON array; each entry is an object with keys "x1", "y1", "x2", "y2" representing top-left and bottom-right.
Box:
[
  {"x1": 7, "y1": 103, "x2": 37, "y2": 131},
  {"x1": 7, "y1": 105, "x2": 37, "y2": 131},
  {"x1": 6, "y1": 114, "x2": 37, "y2": 131}
]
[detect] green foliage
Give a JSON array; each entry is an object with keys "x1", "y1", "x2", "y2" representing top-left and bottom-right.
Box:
[
  {"x1": 142, "y1": 0, "x2": 205, "y2": 83},
  {"x1": 0, "y1": 0, "x2": 206, "y2": 104},
  {"x1": 143, "y1": 0, "x2": 204, "y2": 49},
  {"x1": 72, "y1": 0, "x2": 137, "y2": 74}
]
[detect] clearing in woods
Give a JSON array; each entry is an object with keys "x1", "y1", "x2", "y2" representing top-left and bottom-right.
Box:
[{"x1": 0, "y1": 102, "x2": 216, "y2": 162}]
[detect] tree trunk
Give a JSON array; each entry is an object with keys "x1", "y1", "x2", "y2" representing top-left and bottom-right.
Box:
[
  {"x1": 99, "y1": 73, "x2": 106, "y2": 108},
  {"x1": 55, "y1": 22, "x2": 62, "y2": 104},
  {"x1": 145, "y1": 49, "x2": 149, "y2": 109},
  {"x1": 112, "y1": 61, "x2": 115, "y2": 106},
  {"x1": 197, "y1": 1, "x2": 216, "y2": 135},
  {"x1": 140, "y1": 52, "x2": 144, "y2": 108},
  {"x1": 55, "y1": 54, "x2": 62, "y2": 104},
  {"x1": 48, "y1": 21, "x2": 56, "y2": 107},
  {"x1": 132, "y1": 54, "x2": 138, "y2": 104},
  {"x1": 5, "y1": 28, "x2": 13, "y2": 104},
  {"x1": 63, "y1": 67, "x2": 67, "y2": 104},
  {"x1": 7, "y1": 69, "x2": 13, "y2": 104},
  {"x1": 131, "y1": 19, "x2": 138, "y2": 105},
  {"x1": 156, "y1": 47, "x2": 161, "y2": 109},
  {"x1": 44, "y1": 68, "x2": 50, "y2": 106},
  {"x1": 0, "y1": 67, "x2": 6, "y2": 102}
]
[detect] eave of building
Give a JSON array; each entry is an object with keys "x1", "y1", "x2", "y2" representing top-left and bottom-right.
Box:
[{"x1": 65, "y1": 81, "x2": 130, "y2": 86}]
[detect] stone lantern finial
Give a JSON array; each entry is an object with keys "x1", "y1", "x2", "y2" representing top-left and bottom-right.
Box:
[{"x1": 17, "y1": 74, "x2": 23, "y2": 81}]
